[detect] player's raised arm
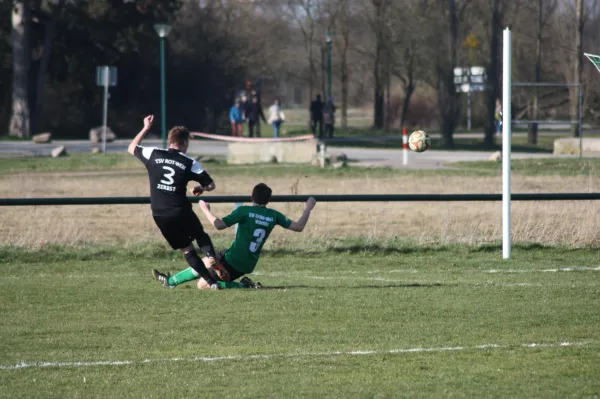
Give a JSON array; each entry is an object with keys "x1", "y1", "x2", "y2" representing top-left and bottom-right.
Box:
[
  {"x1": 127, "y1": 115, "x2": 154, "y2": 156},
  {"x1": 198, "y1": 200, "x2": 228, "y2": 230},
  {"x1": 287, "y1": 197, "x2": 316, "y2": 232}
]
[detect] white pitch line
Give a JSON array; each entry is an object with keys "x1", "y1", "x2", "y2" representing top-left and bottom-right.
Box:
[
  {"x1": 484, "y1": 267, "x2": 600, "y2": 274},
  {"x1": 1, "y1": 340, "x2": 595, "y2": 371}
]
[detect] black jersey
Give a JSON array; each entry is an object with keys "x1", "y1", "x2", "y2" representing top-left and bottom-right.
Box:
[{"x1": 134, "y1": 145, "x2": 214, "y2": 217}]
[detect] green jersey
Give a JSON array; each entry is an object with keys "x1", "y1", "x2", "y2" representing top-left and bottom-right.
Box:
[{"x1": 221, "y1": 205, "x2": 292, "y2": 274}]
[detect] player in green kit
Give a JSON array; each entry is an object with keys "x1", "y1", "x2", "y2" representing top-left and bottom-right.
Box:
[{"x1": 152, "y1": 183, "x2": 316, "y2": 289}]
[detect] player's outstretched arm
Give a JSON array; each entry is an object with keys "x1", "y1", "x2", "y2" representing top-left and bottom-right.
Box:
[
  {"x1": 288, "y1": 197, "x2": 316, "y2": 232},
  {"x1": 190, "y1": 182, "x2": 216, "y2": 196},
  {"x1": 127, "y1": 115, "x2": 154, "y2": 155},
  {"x1": 199, "y1": 200, "x2": 228, "y2": 230}
]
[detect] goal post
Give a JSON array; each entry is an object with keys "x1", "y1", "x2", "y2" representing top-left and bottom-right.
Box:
[
  {"x1": 584, "y1": 53, "x2": 600, "y2": 73},
  {"x1": 502, "y1": 28, "x2": 512, "y2": 260}
]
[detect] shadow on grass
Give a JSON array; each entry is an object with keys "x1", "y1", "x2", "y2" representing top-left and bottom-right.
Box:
[
  {"x1": 258, "y1": 282, "x2": 443, "y2": 290},
  {"x1": 264, "y1": 244, "x2": 455, "y2": 257},
  {"x1": 468, "y1": 242, "x2": 597, "y2": 253},
  {"x1": 3, "y1": 242, "x2": 596, "y2": 264}
]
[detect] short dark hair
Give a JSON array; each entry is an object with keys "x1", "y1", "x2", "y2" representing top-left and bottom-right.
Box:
[
  {"x1": 252, "y1": 183, "x2": 272, "y2": 205},
  {"x1": 168, "y1": 126, "x2": 190, "y2": 147}
]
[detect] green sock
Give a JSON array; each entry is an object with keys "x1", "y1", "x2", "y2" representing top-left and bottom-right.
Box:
[
  {"x1": 168, "y1": 268, "x2": 199, "y2": 287},
  {"x1": 217, "y1": 281, "x2": 246, "y2": 289}
]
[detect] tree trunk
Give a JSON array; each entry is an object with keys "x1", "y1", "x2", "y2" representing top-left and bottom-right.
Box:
[
  {"x1": 9, "y1": 1, "x2": 31, "y2": 138},
  {"x1": 340, "y1": 43, "x2": 348, "y2": 128},
  {"x1": 340, "y1": 20, "x2": 349, "y2": 129},
  {"x1": 308, "y1": 41, "x2": 314, "y2": 127},
  {"x1": 484, "y1": 0, "x2": 501, "y2": 147},
  {"x1": 528, "y1": 0, "x2": 542, "y2": 145},
  {"x1": 31, "y1": 0, "x2": 66, "y2": 136},
  {"x1": 373, "y1": 0, "x2": 385, "y2": 129},
  {"x1": 438, "y1": 0, "x2": 459, "y2": 148},
  {"x1": 399, "y1": 82, "x2": 415, "y2": 129},
  {"x1": 374, "y1": 65, "x2": 384, "y2": 129},
  {"x1": 385, "y1": 63, "x2": 391, "y2": 130},
  {"x1": 571, "y1": 0, "x2": 583, "y2": 137},
  {"x1": 321, "y1": 45, "x2": 326, "y2": 98}
]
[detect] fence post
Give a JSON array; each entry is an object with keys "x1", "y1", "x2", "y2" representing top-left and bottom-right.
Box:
[{"x1": 320, "y1": 142, "x2": 327, "y2": 168}]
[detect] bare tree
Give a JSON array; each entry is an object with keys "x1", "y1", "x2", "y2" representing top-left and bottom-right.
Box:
[
  {"x1": 31, "y1": 0, "x2": 67, "y2": 136},
  {"x1": 528, "y1": 0, "x2": 557, "y2": 145},
  {"x1": 483, "y1": 0, "x2": 501, "y2": 147},
  {"x1": 284, "y1": 0, "x2": 318, "y2": 124},
  {"x1": 9, "y1": 1, "x2": 31, "y2": 138},
  {"x1": 371, "y1": 0, "x2": 387, "y2": 129},
  {"x1": 387, "y1": 1, "x2": 431, "y2": 129},
  {"x1": 437, "y1": 0, "x2": 461, "y2": 148},
  {"x1": 332, "y1": 0, "x2": 350, "y2": 128}
]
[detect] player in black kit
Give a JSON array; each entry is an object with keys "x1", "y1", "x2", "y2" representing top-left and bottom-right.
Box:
[{"x1": 128, "y1": 115, "x2": 222, "y2": 290}]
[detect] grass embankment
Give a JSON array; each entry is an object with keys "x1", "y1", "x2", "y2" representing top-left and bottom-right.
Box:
[{"x1": 1, "y1": 155, "x2": 599, "y2": 247}]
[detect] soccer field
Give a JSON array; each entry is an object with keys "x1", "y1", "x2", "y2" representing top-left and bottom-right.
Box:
[{"x1": 1, "y1": 245, "x2": 599, "y2": 398}]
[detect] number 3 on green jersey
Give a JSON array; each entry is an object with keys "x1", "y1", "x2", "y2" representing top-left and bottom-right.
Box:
[{"x1": 249, "y1": 228, "x2": 266, "y2": 252}]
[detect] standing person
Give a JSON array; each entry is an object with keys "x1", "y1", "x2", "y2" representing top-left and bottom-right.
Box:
[
  {"x1": 127, "y1": 115, "x2": 224, "y2": 290},
  {"x1": 151, "y1": 183, "x2": 317, "y2": 290},
  {"x1": 310, "y1": 94, "x2": 324, "y2": 138},
  {"x1": 230, "y1": 101, "x2": 244, "y2": 137},
  {"x1": 323, "y1": 97, "x2": 336, "y2": 138},
  {"x1": 241, "y1": 94, "x2": 251, "y2": 122},
  {"x1": 247, "y1": 96, "x2": 267, "y2": 138},
  {"x1": 495, "y1": 98, "x2": 503, "y2": 137},
  {"x1": 268, "y1": 98, "x2": 285, "y2": 138}
]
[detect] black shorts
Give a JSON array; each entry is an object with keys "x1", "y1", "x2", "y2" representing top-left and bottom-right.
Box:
[
  {"x1": 215, "y1": 250, "x2": 244, "y2": 282},
  {"x1": 153, "y1": 212, "x2": 207, "y2": 250}
]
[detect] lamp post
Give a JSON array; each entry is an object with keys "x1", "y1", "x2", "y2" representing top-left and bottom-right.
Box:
[
  {"x1": 154, "y1": 23, "x2": 171, "y2": 149},
  {"x1": 326, "y1": 32, "x2": 332, "y2": 101}
]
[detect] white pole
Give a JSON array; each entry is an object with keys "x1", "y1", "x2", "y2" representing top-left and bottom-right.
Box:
[
  {"x1": 402, "y1": 128, "x2": 408, "y2": 165},
  {"x1": 502, "y1": 28, "x2": 512, "y2": 260},
  {"x1": 102, "y1": 67, "x2": 109, "y2": 154},
  {"x1": 467, "y1": 89, "x2": 472, "y2": 131},
  {"x1": 578, "y1": 85, "x2": 583, "y2": 159}
]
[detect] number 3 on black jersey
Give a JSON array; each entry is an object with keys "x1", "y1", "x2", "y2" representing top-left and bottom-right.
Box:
[{"x1": 160, "y1": 166, "x2": 175, "y2": 185}]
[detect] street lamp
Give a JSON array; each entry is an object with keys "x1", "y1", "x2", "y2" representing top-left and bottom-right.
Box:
[
  {"x1": 154, "y1": 23, "x2": 171, "y2": 149},
  {"x1": 326, "y1": 32, "x2": 332, "y2": 101}
]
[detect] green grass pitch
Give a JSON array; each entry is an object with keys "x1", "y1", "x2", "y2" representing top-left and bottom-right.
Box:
[{"x1": 1, "y1": 244, "x2": 599, "y2": 398}]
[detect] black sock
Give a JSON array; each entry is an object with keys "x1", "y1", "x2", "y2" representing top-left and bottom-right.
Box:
[
  {"x1": 184, "y1": 250, "x2": 216, "y2": 285},
  {"x1": 196, "y1": 232, "x2": 216, "y2": 259}
]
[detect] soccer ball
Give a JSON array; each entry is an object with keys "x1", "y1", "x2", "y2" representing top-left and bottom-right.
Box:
[{"x1": 408, "y1": 130, "x2": 431, "y2": 153}]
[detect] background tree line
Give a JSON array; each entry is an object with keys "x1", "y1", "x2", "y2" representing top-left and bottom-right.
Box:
[{"x1": 2, "y1": 0, "x2": 600, "y2": 145}]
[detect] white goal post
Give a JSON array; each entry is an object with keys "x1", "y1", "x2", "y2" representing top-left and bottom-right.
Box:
[{"x1": 502, "y1": 28, "x2": 512, "y2": 260}]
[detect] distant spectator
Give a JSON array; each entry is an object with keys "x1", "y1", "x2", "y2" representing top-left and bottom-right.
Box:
[
  {"x1": 310, "y1": 94, "x2": 324, "y2": 138},
  {"x1": 323, "y1": 97, "x2": 336, "y2": 138},
  {"x1": 241, "y1": 94, "x2": 251, "y2": 120},
  {"x1": 268, "y1": 98, "x2": 285, "y2": 138},
  {"x1": 229, "y1": 101, "x2": 244, "y2": 137},
  {"x1": 495, "y1": 98, "x2": 502, "y2": 137},
  {"x1": 247, "y1": 96, "x2": 267, "y2": 138}
]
